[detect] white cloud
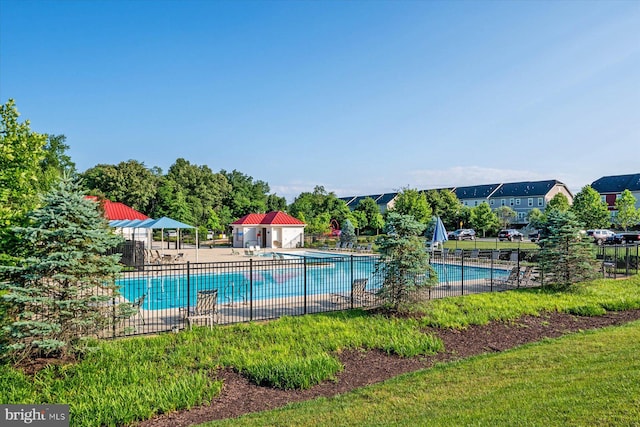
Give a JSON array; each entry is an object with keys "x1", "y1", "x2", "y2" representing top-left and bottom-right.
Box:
[{"x1": 409, "y1": 166, "x2": 548, "y2": 189}]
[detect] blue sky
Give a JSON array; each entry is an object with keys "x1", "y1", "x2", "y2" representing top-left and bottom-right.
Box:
[{"x1": 1, "y1": 0, "x2": 639, "y2": 202}]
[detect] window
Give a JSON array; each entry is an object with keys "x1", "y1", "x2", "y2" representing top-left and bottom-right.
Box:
[
  {"x1": 490, "y1": 199, "x2": 495, "y2": 206},
  {"x1": 501, "y1": 199, "x2": 506, "y2": 206},
  {"x1": 509, "y1": 198, "x2": 514, "y2": 206},
  {"x1": 528, "y1": 198, "x2": 533, "y2": 207},
  {"x1": 474, "y1": 200, "x2": 478, "y2": 206},
  {"x1": 515, "y1": 198, "x2": 521, "y2": 206},
  {"x1": 538, "y1": 198, "x2": 544, "y2": 206},
  {"x1": 518, "y1": 212, "x2": 526, "y2": 220},
  {"x1": 600, "y1": 195, "x2": 606, "y2": 203}
]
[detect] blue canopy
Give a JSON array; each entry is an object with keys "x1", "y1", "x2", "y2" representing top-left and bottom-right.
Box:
[{"x1": 146, "y1": 216, "x2": 194, "y2": 229}]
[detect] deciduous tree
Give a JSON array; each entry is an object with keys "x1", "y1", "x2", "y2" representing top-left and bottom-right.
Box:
[
  {"x1": 494, "y1": 206, "x2": 517, "y2": 229},
  {"x1": 0, "y1": 99, "x2": 48, "y2": 230},
  {"x1": 614, "y1": 189, "x2": 639, "y2": 231},
  {"x1": 570, "y1": 185, "x2": 610, "y2": 229},
  {"x1": 469, "y1": 202, "x2": 499, "y2": 237},
  {"x1": 546, "y1": 193, "x2": 570, "y2": 213},
  {"x1": 81, "y1": 160, "x2": 160, "y2": 214},
  {"x1": 390, "y1": 187, "x2": 432, "y2": 225}
]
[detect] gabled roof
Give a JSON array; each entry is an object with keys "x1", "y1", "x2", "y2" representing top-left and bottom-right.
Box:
[
  {"x1": 591, "y1": 173, "x2": 640, "y2": 193},
  {"x1": 375, "y1": 193, "x2": 397, "y2": 205},
  {"x1": 349, "y1": 195, "x2": 382, "y2": 208},
  {"x1": 490, "y1": 180, "x2": 565, "y2": 198},
  {"x1": 454, "y1": 184, "x2": 501, "y2": 199},
  {"x1": 232, "y1": 211, "x2": 305, "y2": 226},
  {"x1": 86, "y1": 196, "x2": 149, "y2": 221}
]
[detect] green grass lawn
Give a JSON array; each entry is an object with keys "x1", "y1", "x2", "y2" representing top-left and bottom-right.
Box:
[
  {"x1": 205, "y1": 321, "x2": 640, "y2": 427},
  {"x1": 0, "y1": 275, "x2": 638, "y2": 426},
  {"x1": 442, "y1": 239, "x2": 539, "y2": 251}
]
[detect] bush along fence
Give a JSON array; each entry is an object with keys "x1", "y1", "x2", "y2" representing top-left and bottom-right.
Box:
[{"x1": 109, "y1": 246, "x2": 639, "y2": 338}]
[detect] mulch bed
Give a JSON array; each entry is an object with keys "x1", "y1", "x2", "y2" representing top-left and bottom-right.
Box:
[{"x1": 135, "y1": 308, "x2": 640, "y2": 427}]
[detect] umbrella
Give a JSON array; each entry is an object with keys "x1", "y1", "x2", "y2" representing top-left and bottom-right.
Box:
[{"x1": 431, "y1": 216, "x2": 448, "y2": 248}]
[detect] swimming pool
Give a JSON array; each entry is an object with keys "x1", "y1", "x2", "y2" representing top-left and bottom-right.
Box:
[{"x1": 118, "y1": 261, "x2": 508, "y2": 311}]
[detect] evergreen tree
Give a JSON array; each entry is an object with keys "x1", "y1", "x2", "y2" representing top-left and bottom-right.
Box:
[
  {"x1": 538, "y1": 210, "x2": 599, "y2": 290},
  {"x1": 0, "y1": 178, "x2": 124, "y2": 360},
  {"x1": 339, "y1": 219, "x2": 356, "y2": 244},
  {"x1": 375, "y1": 212, "x2": 437, "y2": 310}
]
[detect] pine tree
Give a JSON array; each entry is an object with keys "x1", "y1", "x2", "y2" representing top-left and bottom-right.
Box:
[
  {"x1": 538, "y1": 210, "x2": 599, "y2": 290},
  {"x1": 375, "y1": 212, "x2": 437, "y2": 310},
  {"x1": 340, "y1": 219, "x2": 356, "y2": 244},
  {"x1": 0, "y1": 178, "x2": 124, "y2": 360}
]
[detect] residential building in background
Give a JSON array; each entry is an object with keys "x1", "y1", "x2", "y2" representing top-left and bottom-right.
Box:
[
  {"x1": 341, "y1": 179, "x2": 573, "y2": 225},
  {"x1": 591, "y1": 173, "x2": 640, "y2": 211}
]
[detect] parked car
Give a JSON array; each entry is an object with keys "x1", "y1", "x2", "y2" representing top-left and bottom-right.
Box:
[
  {"x1": 586, "y1": 229, "x2": 616, "y2": 245},
  {"x1": 498, "y1": 229, "x2": 524, "y2": 241},
  {"x1": 448, "y1": 229, "x2": 476, "y2": 240},
  {"x1": 607, "y1": 232, "x2": 640, "y2": 245},
  {"x1": 528, "y1": 230, "x2": 541, "y2": 242}
]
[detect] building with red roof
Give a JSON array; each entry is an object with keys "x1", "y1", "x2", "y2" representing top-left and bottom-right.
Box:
[
  {"x1": 230, "y1": 211, "x2": 306, "y2": 249},
  {"x1": 85, "y1": 196, "x2": 150, "y2": 221}
]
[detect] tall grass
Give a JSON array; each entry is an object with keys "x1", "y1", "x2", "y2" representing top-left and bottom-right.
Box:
[
  {"x1": 413, "y1": 274, "x2": 640, "y2": 328},
  {"x1": 0, "y1": 310, "x2": 442, "y2": 426},
  {"x1": 205, "y1": 321, "x2": 640, "y2": 426},
  {"x1": 0, "y1": 275, "x2": 638, "y2": 425}
]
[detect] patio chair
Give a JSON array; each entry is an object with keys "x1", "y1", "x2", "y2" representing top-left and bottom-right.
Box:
[
  {"x1": 132, "y1": 294, "x2": 146, "y2": 325},
  {"x1": 331, "y1": 278, "x2": 374, "y2": 306},
  {"x1": 520, "y1": 265, "x2": 537, "y2": 286},
  {"x1": 469, "y1": 249, "x2": 479, "y2": 260},
  {"x1": 486, "y1": 266, "x2": 520, "y2": 288},
  {"x1": 181, "y1": 289, "x2": 218, "y2": 329}
]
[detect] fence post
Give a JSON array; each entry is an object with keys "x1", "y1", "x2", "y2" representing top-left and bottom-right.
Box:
[
  {"x1": 460, "y1": 252, "x2": 465, "y2": 295},
  {"x1": 303, "y1": 258, "x2": 308, "y2": 315},
  {"x1": 350, "y1": 255, "x2": 354, "y2": 310},
  {"x1": 516, "y1": 248, "x2": 521, "y2": 288},
  {"x1": 186, "y1": 261, "x2": 191, "y2": 322},
  {"x1": 112, "y1": 295, "x2": 116, "y2": 339},
  {"x1": 489, "y1": 253, "x2": 494, "y2": 292},
  {"x1": 249, "y1": 258, "x2": 253, "y2": 321}
]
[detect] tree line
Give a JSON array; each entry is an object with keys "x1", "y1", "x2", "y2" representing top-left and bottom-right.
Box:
[{"x1": 2, "y1": 97, "x2": 639, "y2": 253}]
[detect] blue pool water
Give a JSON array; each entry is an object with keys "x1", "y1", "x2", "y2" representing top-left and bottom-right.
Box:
[{"x1": 119, "y1": 262, "x2": 507, "y2": 311}]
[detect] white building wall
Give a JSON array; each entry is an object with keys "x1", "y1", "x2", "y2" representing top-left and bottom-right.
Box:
[{"x1": 281, "y1": 227, "x2": 304, "y2": 248}]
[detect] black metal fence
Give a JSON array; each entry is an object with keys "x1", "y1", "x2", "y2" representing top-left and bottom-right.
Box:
[
  {"x1": 595, "y1": 244, "x2": 639, "y2": 278},
  {"x1": 112, "y1": 249, "x2": 552, "y2": 337},
  {"x1": 107, "y1": 245, "x2": 640, "y2": 338}
]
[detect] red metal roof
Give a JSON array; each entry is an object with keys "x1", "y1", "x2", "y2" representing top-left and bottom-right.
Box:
[
  {"x1": 232, "y1": 211, "x2": 305, "y2": 226},
  {"x1": 85, "y1": 196, "x2": 150, "y2": 221}
]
